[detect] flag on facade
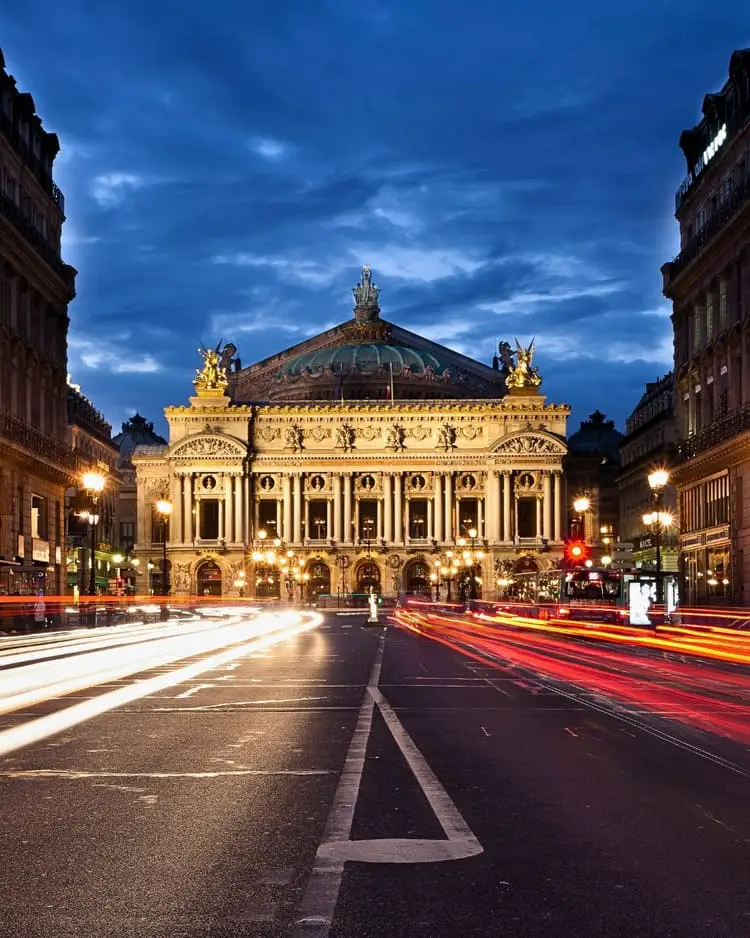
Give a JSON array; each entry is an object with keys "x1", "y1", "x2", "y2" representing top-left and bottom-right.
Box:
[{"x1": 385, "y1": 362, "x2": 394, "y2": 401}]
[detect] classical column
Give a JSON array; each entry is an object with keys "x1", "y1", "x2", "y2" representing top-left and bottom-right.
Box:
[
  {"x1": 136, "y1": 480, "x2": 148, "y2": 548},
  {"x1": 234, "y1": 476, "x2": 244, "y2": 544},
  {"x1": 502, "y1": 471, "x2": 512, "y2": 542},
  {"x1": 393, "y1": 473, "x2": 403, "y2": 544},
  {"x1": 427, "y1": 498, "x2": 433, "y2": 541},
  {"x1": 276, "y1": 498, "x2": 282, "y2": 539},
  {"x1": 172, "y1": 475, "x2": 182, "y2": 544},
  {"x1": 434, "y1": 474, "x2": 443, "y2": 543},
  {"x1": 183, "y1": 474, "x2": 193, "y2": 544},
  {"x1": 543, "y1": 472, "x2": 552, "y2": 541},
  {"x1": 554, "y1": 472, "x2": 562, "y2": 542},
  {"x1": 536, "y1": 497, "x2": 542, "y2": 539},
  {"x1": 344, "y1": 473, "x2": 353, "y2": 545},
  {"x1": 477, "y1": 496, "x2": 484, "y2": 539},
  {"x1": 293, "y1": 474, "x2": 303, "y2": 544},
  {"x1": 376, "y1": 498, "x2": 383, "y2": 541},
  {"x1": 333, "y1": 474, "x2": 343, "y2": 543},
  {"x1": 383, "y1": 474, "x2": 393, "y2": 543},
  {"x1": 283, "y1": 474, "x2": 292, "y2": 542},
  {"x1": 218, "y1": 498, "x2": 224, "y2": 542},
  {"x1": 326, "y1": 497, "x2": 333, "y2": 541},
  {"x1": 443, "y1": 472, "x2": 453, "y2": 542},
  {"x1": 223, "y1": 475, "x2": 233, "y2": 543},
  {"x1": 244, "y1": 474, "x2": 251, "y2": 541}
]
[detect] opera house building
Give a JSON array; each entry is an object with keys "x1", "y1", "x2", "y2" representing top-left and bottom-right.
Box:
[{"x1": 132, "y1": 267, "x2": 570, "y2": 601}]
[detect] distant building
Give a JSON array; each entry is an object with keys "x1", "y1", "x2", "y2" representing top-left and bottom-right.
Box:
[
  {"x1": 565, "y1": 410, "x2": 623, "y2": 552},
  {"x1": 618, "y1": 374, "x2": 678, "y2": 573},
  {"x1": 65, "y1": 384, "x2": 121, "y2": 594},
  {"x1": 661, "y1": 48, "x2": 750, "y2": 604},
  {"x1": 113, "y1": 414, "x2": 166, "y2": 593},
  {"x1": 0, "y1": 48, "x2": 77, "y2": 596}
]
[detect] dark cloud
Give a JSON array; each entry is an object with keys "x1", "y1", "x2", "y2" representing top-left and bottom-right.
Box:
[{"x1": 2, "y1": 0, "x2": 747, "y2": 434}]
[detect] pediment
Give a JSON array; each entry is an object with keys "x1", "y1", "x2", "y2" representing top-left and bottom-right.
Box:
[
  {"x1": 492, "y1": 432, "x2": 567, "y2": 456},
  {"x1": 170, "y1": 434, "x2": 247, "y2": 459}
]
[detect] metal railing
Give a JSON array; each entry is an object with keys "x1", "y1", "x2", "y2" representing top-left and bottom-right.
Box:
[
  {"x1": 0, "y1": 409, "x2": 78, "y2": 470},
  {"x1": 0, "y1": 112, "x2": 65, "y2": 212},
  {"x1": 668, "y1": 174, "x2": 750, "y2": 282},
  {"x1": 677, "y1": 403, "x2": 750, "y2": 461}
]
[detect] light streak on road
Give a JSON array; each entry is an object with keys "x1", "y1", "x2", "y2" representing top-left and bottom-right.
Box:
[
  {"x1": 0, "y1": 610, "x2": 321, "y2": 757},
  {"x1": 0, "y1": 610, "x2": 318, "y2": 717},
  {"x1": 394, "y1": 608, "x2": 750, "y2": 745}
]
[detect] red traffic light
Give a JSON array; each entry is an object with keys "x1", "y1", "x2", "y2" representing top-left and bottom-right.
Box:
[{"x1": 566, "y1": 541, "x2": 588, "y2": 563}]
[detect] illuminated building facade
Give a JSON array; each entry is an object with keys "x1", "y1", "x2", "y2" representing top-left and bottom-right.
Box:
[
  {"x1": 65, "y1": 385, "x2": 121, "y2": 594},
  {"x1": 0, "y1": 48, "x2": 77, "y2": 595},
  {"x1": 133, "y1": 267, "x2": 570, "y2": 600},
  {"x1": 662, "y1": 48, "x2": 750, "y2": 604},
  {"x1": 617, "y1": 374, "x2": 678, "y2": 573}
]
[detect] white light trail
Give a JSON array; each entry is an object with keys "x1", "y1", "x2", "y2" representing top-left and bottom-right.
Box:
[{"x1": 0, "y1": 611, "x2": 321, "y2": 757}]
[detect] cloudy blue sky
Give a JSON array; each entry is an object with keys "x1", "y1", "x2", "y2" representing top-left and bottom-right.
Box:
[{"x1": 3, "y1": 1, "x2": 748, "y2": 435}]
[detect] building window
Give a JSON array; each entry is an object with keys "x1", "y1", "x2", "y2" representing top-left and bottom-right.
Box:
[
  {"x1": 705, "y1": 291, "x2": 714, "y2": 342},
  {"x1": 120, "y1": 522, "x2": 135, "y2": 548},
  {"x1": 199, "y1": 500, "x2": 219, "y2": 540},
  {"x1": 258, "y1": 500, "x2": 278, "y2": 536},
  {"x1": 517, "y1": 499, "x2": 536, "y2": 538},
  {"x1": 358, "y1": 499, "x2": 378, "y2": 541},
  {"x1": 308, "y1": 500, "x2": 328, "y2": 540},
  {"x1": 719, "y1": 278, "x2": 728, "y2": 331},
  {"x1": 407, "y1": 499, "x2": 428, "y2": 540},
  {"x1": 693, "y1": 303, "x2": 703, "y2": 350},
  {"x1": 30, "y1": 494, "x2": 47, "y2": 540}
]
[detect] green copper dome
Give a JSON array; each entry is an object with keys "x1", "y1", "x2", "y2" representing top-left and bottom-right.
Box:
[{"x1": 276, "y1": 343, "x2": 448, "y2": 379}]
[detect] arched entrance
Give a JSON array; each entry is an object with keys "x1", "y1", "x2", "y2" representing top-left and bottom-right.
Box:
[
  {"x1": 355, "y1": 560, "x2": 381, "y2": 595},
  {"x1": 307, "y1": 560, "x2": 331, "y2": 602},
  {"x1": 255, "y1": 564, "x2": 280, "y2": 599},
  {"x1": 197, "y1": 561, "x2": 222, "y2": 596},
  {"x1": 514, "y1": 556, "x2": 540, "y2": 575},
  {"x1": 404, "y1": 558, "x2": 431, "y2": 597}
]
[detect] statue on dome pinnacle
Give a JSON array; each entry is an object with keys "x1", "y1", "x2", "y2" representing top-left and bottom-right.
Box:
[
  {"x1": 505, "y1": 337, "x2": 542, "y2": 392},
  {"x1": 194, "y1": 342, "x2": 229, "y2": 395},
  {"x1": 353, "y1": 265, "x2": 380, "y2": 318}
]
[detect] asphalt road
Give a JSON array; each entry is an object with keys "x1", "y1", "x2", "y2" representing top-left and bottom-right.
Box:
[{"x1": 2, "y1": 608, "x2": 750, "y2": 937}]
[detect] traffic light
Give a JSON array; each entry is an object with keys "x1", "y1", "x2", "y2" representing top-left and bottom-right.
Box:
[{"x1": 565, "y1": 540, "x2": 588, "y2": 565}]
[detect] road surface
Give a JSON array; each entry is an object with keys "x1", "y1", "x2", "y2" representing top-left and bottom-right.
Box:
[{"x1": 1, "y1": 607, "x2": 750, "y2": 937}]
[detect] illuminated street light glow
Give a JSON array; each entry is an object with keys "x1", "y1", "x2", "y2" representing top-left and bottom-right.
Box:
[
  {"x1": 648, "y1": 468, "x2": 670, "y2": 491},
  {"x1": 82, "y1": 471, "x2": 105, "y2": 493},
  {"x1": 573, "y1": 496, "x2": 590, "y2": 514}
]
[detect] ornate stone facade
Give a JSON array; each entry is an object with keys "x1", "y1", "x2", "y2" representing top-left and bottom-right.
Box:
[{"x1": 132, "y1": 268, "x2": 570, "y2": 600}]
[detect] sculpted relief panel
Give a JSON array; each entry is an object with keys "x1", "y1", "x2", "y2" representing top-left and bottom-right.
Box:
[
  {"x1": 495, "y1": 434, "x2": 565, "y2": 456},
  {"x1": 171, "y1": 436, "x2": 246, "y2": 458}
]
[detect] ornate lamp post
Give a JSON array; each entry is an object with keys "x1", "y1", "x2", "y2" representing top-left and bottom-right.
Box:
[
  {"x1": 155, "y1": 499, "x2": 172, "y2": 620},
  {"x1": 457, "y1": 527, "x2": 484, "y2": 600},
  {"x1": 81, "y1": 471, "x2": 105, "y2": 597},
  {"x1": 645, "y1": 468, "x2": 671, "y2": 604}
]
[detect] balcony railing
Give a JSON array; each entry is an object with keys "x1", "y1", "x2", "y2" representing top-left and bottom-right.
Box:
[
  {"x1": 0, "y1": 112, "x2": 65, "y2": 212},
  {"x1": 676, "y1": 403, "x2": 750, "y2": 462},
  {"x1": 668, "y1": 174, "x2": 750, "y2": 283},
  {"x1": 0, "y1": 190, "x2": 74, "y2": 285},
  {"x1": 0, "y1": 410, "x2": 78, "y2": 470}
]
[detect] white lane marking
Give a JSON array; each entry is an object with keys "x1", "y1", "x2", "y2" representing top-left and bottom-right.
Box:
[
  {"x1": 175, "y1": 684, "x2": 213, "y2": 699},
  {"x1": 0, "y1": 769, "x2": 333, "y2": 779},
  {"x1": 363, "y1": 686, "x2": 483, "y2": 861},
  {"x1": 0, "y1": 614, "x2": 321, "y2": 758},
  {"x1": 291, "y1": 640, "x2": 383, "y2": 937},
  {"x1": 480, "y1": 726, "x2": 490, "y2": 737},
  {"x1": 292, "y1": 634, "x2": 482, "y2": 937}
]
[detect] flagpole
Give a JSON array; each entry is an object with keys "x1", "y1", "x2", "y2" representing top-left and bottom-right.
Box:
[{"x1": 389, "y1": 362, "x2": 394, "y2": 404}]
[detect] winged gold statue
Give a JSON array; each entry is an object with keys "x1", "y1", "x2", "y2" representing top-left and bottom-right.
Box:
[
  {"x1": 505, "y1": 337, "x2": 542, "y2": 391},
  {"x1": 194, "y1": 341, "x2": 229, "y2": 394}
]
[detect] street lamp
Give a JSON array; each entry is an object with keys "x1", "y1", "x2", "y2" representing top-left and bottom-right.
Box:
[
  {"x1": 81, "y1": 470, "x2": 105, "y2": 599},
  {"x1": 155, "y1": 499, "x2": 173, "y2": 610},
  {"x1": 572, "y1": 496, "x2": 590, "y2": 541},
  {"x1": 646, "y1": 468, "x2": 670, "y2": 604}
]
